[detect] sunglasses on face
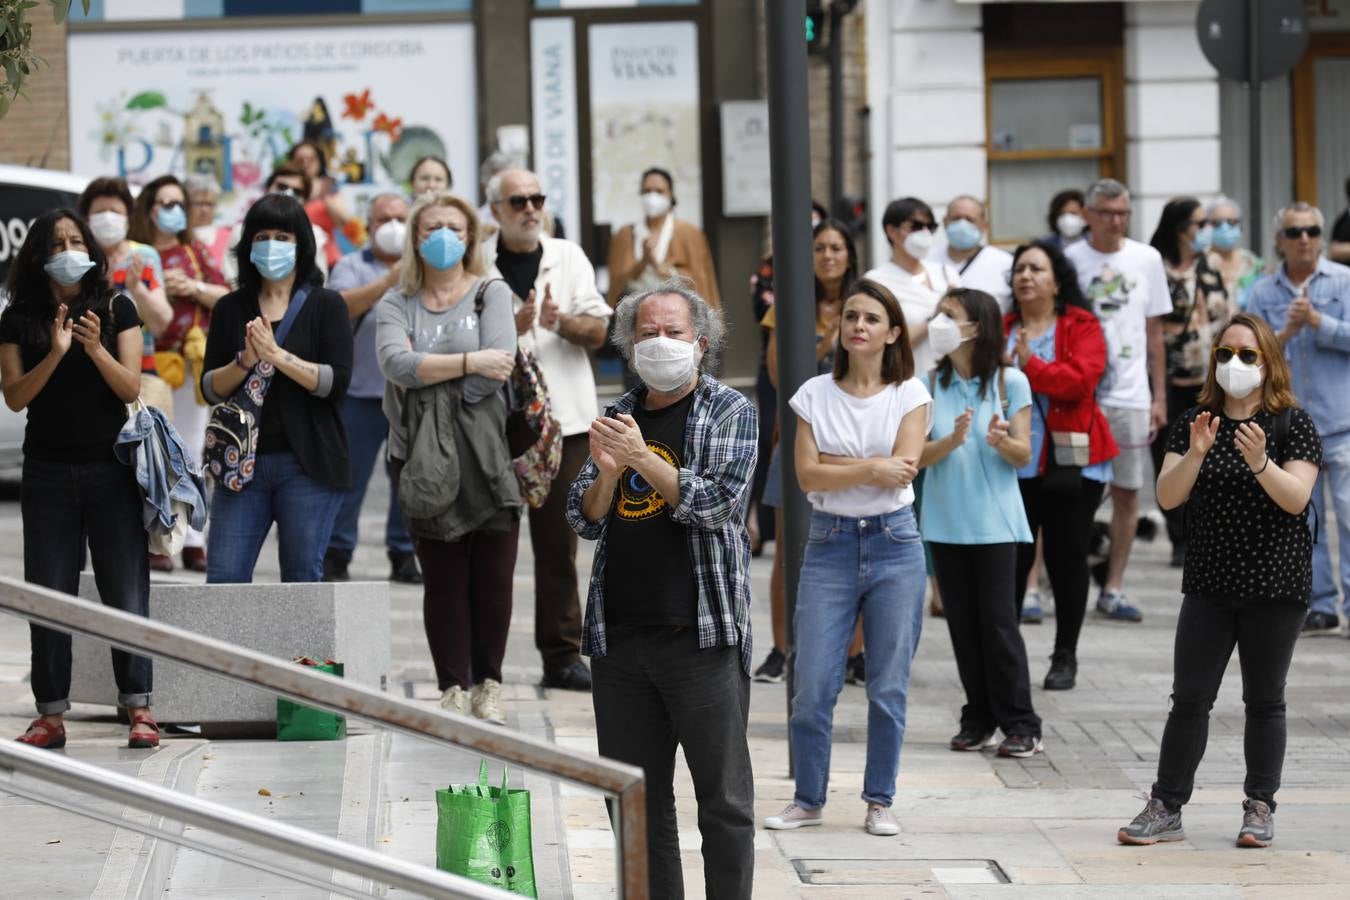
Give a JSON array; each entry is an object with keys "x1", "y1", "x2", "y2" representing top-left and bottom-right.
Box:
[
  {"x1": 1212, "y1": 218, "x2": 1240, "y2": 227},
  {"x1": 1190, "y1": 218, "x2": 1210, "y2": 229},
  {"x1": 1214, "y1": 345, "x2": 1262, "y2": 365},
  {"x1": 271, "y1": 185, "x2": 302, "y2": 198},
  {"x1": 506, "y1": 193, "x2": 547, "y2": 212},
  {"x1": 907, "y1": 219, "x2": 937, "y2": 233},
  {"x1": 1282, "y1": 225, "x2": 1322, "y2": 239}
]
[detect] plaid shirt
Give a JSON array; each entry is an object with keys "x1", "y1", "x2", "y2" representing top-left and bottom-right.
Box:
[{"x1": 566, "y1": 375, "x2": 759, "y2": 673}]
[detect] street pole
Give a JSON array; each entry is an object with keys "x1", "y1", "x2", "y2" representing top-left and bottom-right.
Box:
[
  {"x1": 1247, "y1": 0, "x2": 1263, "y2": 250},
  {"x1": 828, "y1": 1, "x2": 844, "y2": 218},
  {"x1": 765, "y1": 0, "x2": 816, "y2": 779}
]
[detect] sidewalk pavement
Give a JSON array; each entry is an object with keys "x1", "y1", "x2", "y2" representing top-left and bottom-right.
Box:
[{"x1": 3, "y1": 467, "x2": 1350, "y2": 896}]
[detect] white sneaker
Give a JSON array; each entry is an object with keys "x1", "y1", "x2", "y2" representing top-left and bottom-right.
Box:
[
  {"x1": 471, "y1": 679, "x2": 507, "y2": 726},
  {"x1": 864, "y1": 803, "x2": 899, "y2": 836},
  {"x1": 439, "y1": 685, "x2": 469, "y2": 715},
  {"x1": 764, "y1": 801, "x2": 823, "y2": 830}
]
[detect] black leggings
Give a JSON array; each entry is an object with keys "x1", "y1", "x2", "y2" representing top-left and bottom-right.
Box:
[
  {"x1": 1152, "y1": 594, "x2": 1304, "y2": 812},
  {"x1": 1014, "y1": 476, "x2": 1106, "y2": 658}
]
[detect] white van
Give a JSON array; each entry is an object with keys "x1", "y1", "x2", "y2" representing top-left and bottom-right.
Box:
[{"x1": 0, "y1": 165, "x2": 91, "y2": 478}]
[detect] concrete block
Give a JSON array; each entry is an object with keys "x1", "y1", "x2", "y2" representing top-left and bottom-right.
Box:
[
  {"x1": 891, "y1": 88, "x2": 986, "y2": 147},
  {"x1": 890, "y1": 30, "x2": 984, "y2": 90},
  {"x1": 1128, "y1": 137, "x2": 1222, "y2": 198},
  {"x1": 68, "y1": 576, "x2": 391, "y2": 725},
  {"x1": 889, "y1": 0, "x2": 982, "y2": 31},
  {"x1": 1127, "y1": 23, "x2": 1215, "y2": 82},
  {"x1": 1127, "y1": 80, "x2": 1221, "y2": 140},
  {"x1": 888, "y1": 146, "x2": 987, "y2": 205}
]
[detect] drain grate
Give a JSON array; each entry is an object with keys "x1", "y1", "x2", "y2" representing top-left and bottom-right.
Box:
[{"x1": 791, "y1": 858, "x2": 1010, "y2": 886}]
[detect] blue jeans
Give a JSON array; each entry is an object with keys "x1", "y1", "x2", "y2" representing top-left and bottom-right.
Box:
[
  {"x1": 1309, "y1": 430, "x2": 1350, "y2": 619},
  {"x1": 789, "y1": 507, "x2": 926, "y2": 809},
  {"x1": 206, "y1": 452, "x2": 344, "y2": 583},
  {"x1": 326, "y1": 395, "x2": 413, "y2": 562}
]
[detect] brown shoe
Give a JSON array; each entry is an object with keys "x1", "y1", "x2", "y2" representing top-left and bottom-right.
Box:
[
  {"x1": 17, "y1": 717, "x2": 66, "y2": 749},
  {"x1": 181, "y1": 547, "x2": 207, "y2": 573},
  {"x1": 149, "y1": 553, "x2": 174, "y2": 572}
]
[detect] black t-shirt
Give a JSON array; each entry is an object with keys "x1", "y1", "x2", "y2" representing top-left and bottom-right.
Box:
[
  {"x1": 1333, "y1": 209, "x2": 1350, "y2": 245},
  {"x1": 603, "y1": 390, "x2": 698, "y2": 627},
  {"x1": 1166, "y1": 406, "x2": 1323, "y2": 604},
  {"x1": 256, "y1": 320, "x2": 291, "y2": 455},
  {"x1": 495, "y1": 244, "x2": 544, "y2": 303},
  {"x1": 0, "y1": 293, "x2": 140, "y2": 463}
]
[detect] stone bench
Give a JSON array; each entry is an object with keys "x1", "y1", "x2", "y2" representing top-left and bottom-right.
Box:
[{"x1": 69, "y1": 577, "x2": 390, "y2": 729}]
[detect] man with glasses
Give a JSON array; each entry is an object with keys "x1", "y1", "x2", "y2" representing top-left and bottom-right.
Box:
[
  {"x1": 481, "y1": 168, "x2": 612, "y2": 691},
  {"x1": 1067, "y1": 178, "x2": 1171, "y2": 624},
  {"x1": 1252, "y1": 202, "x2": 1350, "y2": 635}
]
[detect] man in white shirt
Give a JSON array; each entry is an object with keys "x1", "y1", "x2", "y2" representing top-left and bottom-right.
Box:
[
  {"x1": 1066, "y1": 178, "x2": 1171, "y2": 624},
  {"x1": 929, "y1": 195, "x2": 1013, "y2": 313},
  {"x1": 863, "y1": 196, "x2": 962, "y2": 374},
  {"x1": 481, "y1": 168, "x2": 612, "y2": 691}
]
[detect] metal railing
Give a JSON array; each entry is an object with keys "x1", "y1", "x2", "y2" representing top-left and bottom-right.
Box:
[{"x1": 0, "y1": 575, "x2": 648, "y2": 898}]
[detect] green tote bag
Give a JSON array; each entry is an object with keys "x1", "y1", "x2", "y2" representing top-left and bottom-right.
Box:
[
  {"x1": 435, "y1": 759, "x2": 537, "y2": 897},
  {"x1": 275, "y1": 657, "x2": 347, "y2": 741}
]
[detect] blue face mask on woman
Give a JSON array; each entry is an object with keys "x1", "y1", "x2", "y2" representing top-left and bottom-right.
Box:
[
  {"x1": 419, "y1": 227, "x2": 466, "y2": 271},
  {"x1": 155, "y1": 203, "x2": 187, "y2": 235},
  {"x1": 1212, "y1": 221, "x2": 1242, "y2": 251},
  {"x1": 250, "y1": 239, "x2": 298, "y2": 280},
  {"x1": 1190, "y1": 225, "x2": 1214, "y2": 253},
  {"x1": 44, "y1": 250, "x2": 96, "y2": 286}
]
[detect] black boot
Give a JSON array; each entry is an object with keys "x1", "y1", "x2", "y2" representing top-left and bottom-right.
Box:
[{"x1": 1043, "y1": 650, "x2": 1077, "y2": 691}]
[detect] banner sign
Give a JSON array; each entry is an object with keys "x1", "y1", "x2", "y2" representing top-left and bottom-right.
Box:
[{"x1": 531, "y1": 17, "x2": 582, "y2": 245}]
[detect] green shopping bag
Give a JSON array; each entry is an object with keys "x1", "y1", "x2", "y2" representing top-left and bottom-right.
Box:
[
  {"x1": 435, "y1": 760, "x2": 537, "y2": 897},
  {"x1": 276, "y1": 657, "x2": 347, "y2": 741}
]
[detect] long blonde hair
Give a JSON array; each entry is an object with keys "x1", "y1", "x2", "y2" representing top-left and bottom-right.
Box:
[{"x1": 398, "y1": 191, "x2": 485, "y2": 296}]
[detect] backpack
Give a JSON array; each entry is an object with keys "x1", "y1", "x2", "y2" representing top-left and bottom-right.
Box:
[{"x1": 474, "y1": 281, "x2": 562, "y2": 508}]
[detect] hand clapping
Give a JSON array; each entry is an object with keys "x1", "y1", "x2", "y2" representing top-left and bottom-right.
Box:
[
  {"x1": 1188, "y1": 410, "x2": 1221, "y2": 456},
  {"x1": 1234, "y1": 420, "x2": 1268, "y2": 472},
  {"x1": 70, "y1": 310, "x2": 104, "y2": 354},
  {"x1": 244, "y1": 317, "x2": 279, "y2": 364},
  {"x1": 589, "y1": 413, "x2": 648, "y2": 473}
]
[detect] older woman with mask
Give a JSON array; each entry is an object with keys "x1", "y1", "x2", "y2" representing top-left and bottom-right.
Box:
[
  {"x1": 1206, "y1": 196, "x2": 1264, "y2": 310},
  {"x1": 184, "y1": 173, "x2": 232, "y2": 276},
  {"x1": 607, "y1": 167, "x2": 720, "y2": 309}
]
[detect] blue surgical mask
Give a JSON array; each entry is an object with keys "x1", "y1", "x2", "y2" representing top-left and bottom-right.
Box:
[
  {"x1": 945, "y1": 218, "x2": 983, "y2": 252},
  {"x1": 44, "y1": 250, "x2": 96, "y2": 286},
  {"x1": 155, "y1": 203, "x2": 187, "y2": 235},
  {"x1": 250, "y1": 239, "x2": 298, "y2": 280},
  {"x1": 1190, "y1": 225, "x2": 1213, "y2": 253},
  {"x1": 1213, "y1": 221, "x2": 1242, "y2": 251},
  {"x1": 419, "y1": 227, "x2": 466, "y2": 271}
]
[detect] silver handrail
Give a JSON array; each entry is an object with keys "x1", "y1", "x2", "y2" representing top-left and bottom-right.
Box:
[{"x1": 0, "y1": 576, "x2": 648, "y2": 897}]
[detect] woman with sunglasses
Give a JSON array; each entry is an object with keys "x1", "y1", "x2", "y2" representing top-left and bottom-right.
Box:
[
  {"x1": 130, "y1": 175, "x2": 231, "y2": 572},
  {"x1": 1119, "y1": 313, "x2": 1320, "y2": 849},
  {"x1": 606, "y1": 167, "x2": 720, "y2": 309},
  {"x1": 919, "y1": 287, "x2": 1041, "y2": 758},
  {"x1": 1205, "y1": 197, "x2": 1263, "y2": 310},
  {"x1": 764, "y1": 278, "x2": 931, "y2": 837},
  {"x1": 1149, "y1": 198, "x2": 1234, "y2": 568},
  {"x1": 1005, "y1": 240, "x2": 1118, "y2": 691}
]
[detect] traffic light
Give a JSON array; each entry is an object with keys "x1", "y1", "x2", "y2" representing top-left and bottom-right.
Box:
[{"x1": 806, "y1": 1, "x2": 825, "y2": 54}]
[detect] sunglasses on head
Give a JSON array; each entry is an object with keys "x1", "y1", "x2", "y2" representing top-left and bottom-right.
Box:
[
  {"x1": 907, "y1": 218, "x2": 937, "y2": 233},
  {"x1": 1282, "y1": 225, "x2": 1322, "y2": 239},
  {"x1": 506, "y1": 193, "x2": 547, "y2": 212},
  {"x1": 1214, "y1": 345, "x2": 1261, "y2": 366}
]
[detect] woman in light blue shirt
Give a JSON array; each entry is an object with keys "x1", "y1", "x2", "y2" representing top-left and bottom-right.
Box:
[{"x1": 919, "y1": 288, "x2": 1042, "y2": 758}]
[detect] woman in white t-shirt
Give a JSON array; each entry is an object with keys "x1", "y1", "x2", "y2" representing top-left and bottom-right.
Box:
[{"x1": 763, "y1": 278, "x2": 933, "y2": 838}]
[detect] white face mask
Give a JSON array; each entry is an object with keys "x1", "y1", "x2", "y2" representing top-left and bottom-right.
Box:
[
  {"x1": 1057, "y1": 212, "x2": 1087, "y2": 240},
  {"x1": 633, "y1": 335, "x2": 698, "y2": 393},
  {"x1": 89, "y1": 211, "x2": 128, "y2": 247},
  {"x1": 640, "y1": 191, "x2": 672, "y2": 219},
  {"x1": 373, "y1": 219, "x2": 407, "y2": 256},
  {"x1": 902, "y1": 226, "x2": 934, "y2": 259},
  {"x1": 928, "y1": 313, "x2": 971, "y2": 359},
  {"x1": 1216, "y1": 359, "x2": 1263, "y2": 399}
]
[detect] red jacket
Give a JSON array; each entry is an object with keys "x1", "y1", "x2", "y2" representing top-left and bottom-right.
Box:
[{"x1": 1003, "y1": 305, "x2": 1119, "y2": 473}]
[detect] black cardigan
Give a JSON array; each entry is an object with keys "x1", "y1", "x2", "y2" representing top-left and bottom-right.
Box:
[{"x1": 202, "y1": 285, "x2": 353, "y2": 489}]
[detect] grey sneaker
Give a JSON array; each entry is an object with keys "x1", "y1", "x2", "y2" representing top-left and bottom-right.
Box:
[
  {"x1": 1237, "y1": 799, "x2": 1274, "y2": 848},
  {"x1": 470, "y1": 679, "x2": 506, "y2": 726},
  {"x1": 1097, "y1": 590, "x2": 1143, "y2": 622},
  {"x1": 764, "y1": 801, "x2": 822, "y2": 830},
  {"x1": 438, "y1": 685, "x2": 469, "y2": 715},
  {"x1": 1118, "y1": 795, "x2": 1184, "y2": 845},
  {"x1": 864, "y1": 803, "x2": 899, "y2": 836}
]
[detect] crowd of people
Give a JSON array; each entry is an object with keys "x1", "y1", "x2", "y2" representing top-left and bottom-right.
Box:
[{"x1": 2, "y1": 149, "x2": 1345, "y2": 897}]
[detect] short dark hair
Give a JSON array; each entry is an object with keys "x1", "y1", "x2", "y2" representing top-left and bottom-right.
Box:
[
  {"x1": 1149, "y1": 196, "x2": 1201, "y2": 267},
  {"x1": 934, "y1": 288, "x2": 1004, "y2": 401},
  {"x1": 234, "y1": 193, "x2": 320, "y2": 298},
  {"x1": 77, "y1": 176, "x2": 135, "y2": 220},
  {"x1": 409, "y1": 155, "x2": 453, "y2": 187},
  {"x1": 129, "y1": 174, "x2": 187, "y2": 245},
  {"x1": 832, "y1": 277, "x2": 914, "y2": 385},
  {"x1": 2, "y1": 209, "x2": 116, "y2": 351},
  {"x1": 266, "y1": 162, "x2": 313, "y2": 202},
  {"x1": 1047, "y1": 189, "x2": 1085, "y2": 233},
  {"x1": 640, "y1": 166, "x2": 676, "y2": 206},
  {"x1": 880, "y1": 197, "x2": 933, "y2": 246},
  {"x1": 1009, "y1": 240, "x2": 1091, "y2": 316}
]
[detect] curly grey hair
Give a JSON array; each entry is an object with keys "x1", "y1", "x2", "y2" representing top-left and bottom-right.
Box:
[
  {"x1": 611, "y1": 278, "x2": 725, "y2": 374},
  {"x1": 1085, "y1": 178, "x2": 1129, "y2": 208}
]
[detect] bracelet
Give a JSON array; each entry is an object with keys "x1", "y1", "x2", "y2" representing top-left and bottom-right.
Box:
[
  {"x1": 233, "y1": 350, "x2": 250, "y2": 371},
  {"x1": 1254, "y1": 455, "x2": 1270, "y2": 475}
]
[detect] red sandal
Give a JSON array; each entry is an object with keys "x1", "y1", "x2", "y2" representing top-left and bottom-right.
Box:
[
  {"x1": 128, "y1": 711, "x2": 160, "y2": 749},
  {"x1": 16, "y1": 718, "x2": 66, "y2": 750}
]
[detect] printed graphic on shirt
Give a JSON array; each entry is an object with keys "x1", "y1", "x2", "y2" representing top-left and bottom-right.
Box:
[
  {"x1": 1083, "y1": 263, "x2": 1136, "y2": 394},
  {"x1": 615, "y1": 440, "x2": 680, "y2": 521}
]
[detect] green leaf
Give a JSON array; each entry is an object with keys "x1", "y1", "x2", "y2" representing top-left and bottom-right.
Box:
[
  {"x1": 51, "y1": 0, "x2": 69, "y2": 25},
  {"x1": 126, "y1": 90, "x2": 167, "y2": 110}
]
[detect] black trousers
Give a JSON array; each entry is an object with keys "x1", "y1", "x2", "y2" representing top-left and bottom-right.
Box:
[
  {"x1": 931, "y1": 543, "x2": 1041, "y2": 737},
  {"x1": 593, "y1": 626, "x2": 755, "y2": 900},
  {"x1": 1149, "y1": 383, "x2": 1202, "y2": 548},
  {"x1": 23, "y1": 458, "x2": 151, "y2": 714},
  {"x1": 1014, "y1": 476, "x2": 1107, "y2": 658},
  {"x1": 528, "y1": 433, "x2": 589, "y2": 670},
  {"x1": 1152, "y1": 594, "x2": 1304, "y2": 812}
]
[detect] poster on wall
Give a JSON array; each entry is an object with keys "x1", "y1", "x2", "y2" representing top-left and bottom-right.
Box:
[
  {"x1": 588, "y1": 20, "x2": 702, "y2": 233},
  {"x1": 67, "y1": 22, "x2": 478, "y2": 238}
]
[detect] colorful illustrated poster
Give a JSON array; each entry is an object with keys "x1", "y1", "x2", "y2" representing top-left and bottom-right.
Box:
[
  {"x1": 67, "y1": 22, "x2": 478, "y2": 231},
  {"x1": 588, "y1": 21, "x2": 702, "y2": 232}
]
